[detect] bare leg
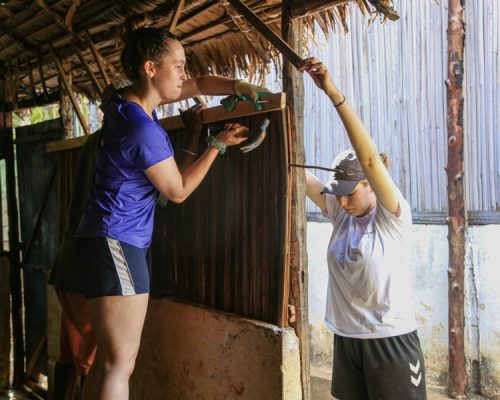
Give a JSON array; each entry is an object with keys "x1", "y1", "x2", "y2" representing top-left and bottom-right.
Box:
[{"x1": 82, "y1": 294, "x2": 148, "y2": 400}]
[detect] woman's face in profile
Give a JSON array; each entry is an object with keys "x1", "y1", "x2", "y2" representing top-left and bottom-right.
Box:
[{"x1": 152, "y1": 40, "x2": 188, "y2": 101}]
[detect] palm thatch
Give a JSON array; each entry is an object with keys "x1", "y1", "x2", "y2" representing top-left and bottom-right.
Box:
[{"x1": 0, "y1": 0, "x2": 398, "y2": 110}]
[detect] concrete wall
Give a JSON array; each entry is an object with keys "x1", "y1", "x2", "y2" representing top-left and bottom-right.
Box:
[
  {"x1": 130, "y1": 298, "x2": 301, "y2": 400},
  {"x1": 307, "y1": 222, "x2": 500, "y2": 398}
]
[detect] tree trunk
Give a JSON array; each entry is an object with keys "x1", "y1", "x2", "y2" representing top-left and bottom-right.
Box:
[
  {"x1": 446, "y1": 0, "x2": 467, "y2": 397},
  {"x1": 282, "y1": 3, "x2": 311, "y2": 399}
]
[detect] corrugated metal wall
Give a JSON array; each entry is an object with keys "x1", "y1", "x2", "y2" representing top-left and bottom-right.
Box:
[
  {"x1": 151, "y1": 111, "x2": 290, "y2": 326},
  {"x1": 302, "y1": 0, "x2": 499, "y2": 215}
]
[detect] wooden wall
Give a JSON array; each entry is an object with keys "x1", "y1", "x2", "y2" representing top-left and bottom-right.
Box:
[{"x1": 151, "y1": 110, "x2": 290, "y2": 326}]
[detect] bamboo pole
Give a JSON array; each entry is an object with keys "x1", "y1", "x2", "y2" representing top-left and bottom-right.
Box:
[
  {"x1": 446, "y1": 0, "x2": 467, "y2": 397},
  {"x1": 282, "y1": 1, "x2": 311, "y2": 398},
  {"x1": 0, "y1": 76, "x2": 24, "y2": 388}
]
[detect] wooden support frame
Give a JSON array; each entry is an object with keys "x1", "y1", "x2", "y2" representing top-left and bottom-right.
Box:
[
  {"x1": 49, "y1": 44, "x2": 90, "y2": 136},
  {"x1": 227, "y1": 0, "x2": 303, "y2": 68},
  {"x1": 47, "y1": 92, "x2": 286, "y2": 153},
  {"x1": 84, "y1": 31, "x2": 111, "y2": 87}
]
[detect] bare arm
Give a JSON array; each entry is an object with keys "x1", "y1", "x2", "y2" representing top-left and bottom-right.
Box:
[
  {"x1": 144, "y1": 123, "x2": 248, "y2": 203},
  {"x1": 176, "y1": 76, "x2": 235, "y2": 101},
  {"x1": 306, "y1": 171, "x2": 327, "y2": 214},
  {"x1": 171, "y1": 76, "x2": 271, "y2": 103},
  {"x1": 178, "y1": 104, "x2": 205, "y2": 172},
  {"x1": 299, "y1": 58, "x2": 400, "y2": 215}
]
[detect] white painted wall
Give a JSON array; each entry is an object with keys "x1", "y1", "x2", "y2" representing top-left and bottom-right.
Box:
[{"x1": 307, "y1": 222, "x2": 500, "y2": 398}]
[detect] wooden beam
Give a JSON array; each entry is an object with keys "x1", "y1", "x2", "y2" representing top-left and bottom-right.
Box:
[
  {"x1": 446, "y1": 0, "x2": 467, "y2": 397},
  {"x1": 288, "y1": 0, "x2": 350, "y2": 19},
  {"x1": 49, "y1": 44, "x2": 90, "y2": 136},
  {"x1": 161, "y1": 92, "x2": 285, "y2": 131},
  {"x1": 176, "y1": 0, "x2": 219, "y2": 28},
  {"x1": 46, "y1": 135, "x2": 88, "y2": 153},
  {"x1": 168, "y1": 0, "x2": 186, "y2": 33},
  {"x1": 282, "y1": 1, "x2": 311, "y2": 399},
  {"x1": 74, "y1": 44, "x2": 104, "y2": 96},
  {"x1": 84, "y1": 31, "x2": 111, "y2": 87},
  {"x1": 227, "y1": 0, "x2": 303, "y2": 68},
  {"x1": 47, "y1": 93, "x2": 286, "y2": 152}
]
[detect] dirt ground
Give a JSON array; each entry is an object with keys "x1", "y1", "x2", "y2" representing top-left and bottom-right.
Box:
[{"x1": 311, "y1": 362, "x2": 490, "y2": 400}]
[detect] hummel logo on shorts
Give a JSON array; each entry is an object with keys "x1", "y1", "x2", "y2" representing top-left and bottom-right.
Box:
[{"x1": 410, "y1": 359, "x2": 422, "y2": 387}]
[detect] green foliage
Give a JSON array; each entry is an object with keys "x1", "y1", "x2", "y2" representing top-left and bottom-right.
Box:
[{"x1": 12, "y1": 104, "x2": 60, "y2": 128}]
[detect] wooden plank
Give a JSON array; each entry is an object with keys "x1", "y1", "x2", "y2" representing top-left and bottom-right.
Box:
[
  {"x1": 47, "y1": 93, "x2": 285, "y2": 152},
  {"x1": 446, "y1": 0, "x2": 468, "y2": 397},
  {"x1": 49, "y1": 44, "x2": 90, "y2": 136},
  {"x1": 227, "y1": 0, "x2": 304, "y2": 68},
  {"x1": 161, "y1": 92, "x2": 286, "y2": 131},
  {"x1": 46, "y1": 135, "x2": 88, "y2": 153}
]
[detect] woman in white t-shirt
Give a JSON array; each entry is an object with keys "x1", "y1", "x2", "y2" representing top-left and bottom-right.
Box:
[{"x1": 300, "y1": 58, "x2": 427, "y2": 400}]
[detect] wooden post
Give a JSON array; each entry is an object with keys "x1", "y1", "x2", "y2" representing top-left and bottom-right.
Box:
[
  {"x1": 49, "y1": 44, "x2": 90, "y2": 136},
  {"x1": 446, "y1": 0, "x2": 467, "y2": 397},
  {"x1": 0, "y1": 72, "x2": 24, "y2": 389},
  {"x1": 282, "y1": 2, "x2": 311, "y2": 399}
]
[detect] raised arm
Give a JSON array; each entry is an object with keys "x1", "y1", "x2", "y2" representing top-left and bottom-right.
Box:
[
  {"x1": 175, "y1": 76, "x2": 270, "y2": 103},
  {"x1": 299, "y1": 58, "x2": 401, "y2": 215}
]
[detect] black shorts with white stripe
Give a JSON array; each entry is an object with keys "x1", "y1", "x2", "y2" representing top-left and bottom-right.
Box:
[
  {"x1": 72, "y1": 236, "x2": 151, "y2": 298},
  {"x1": 331, "y1": 330, "x2": 427, "y2": 400}
]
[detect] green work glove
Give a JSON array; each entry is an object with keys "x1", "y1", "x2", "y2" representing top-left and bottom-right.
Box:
[
  {"x1": 233, "y1": 79, "x2": 271, "y2": 103},
  {"x1": 221, "y1": 80, "x2": 271, "y2": 112},
  {"x1": 221, "y1": 94, "x2": 261, "y2": 112}
]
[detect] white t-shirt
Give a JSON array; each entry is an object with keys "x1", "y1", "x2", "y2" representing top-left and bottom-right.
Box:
[{"x1": 323, "y1": 189, "x2": 417, "y2": 338}]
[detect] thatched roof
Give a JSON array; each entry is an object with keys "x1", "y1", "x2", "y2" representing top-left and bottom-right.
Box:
[{"x1": 0, "y1": 0, "x2": 398, "y2": 110}]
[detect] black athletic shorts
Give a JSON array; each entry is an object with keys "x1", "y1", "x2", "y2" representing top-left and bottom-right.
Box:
[
  {"x1": 331, "y1": 330, "x2": 427, "y2": 400},
  {"x1": 67, "y1": 236, "x2": 151, "y2": 298}
]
